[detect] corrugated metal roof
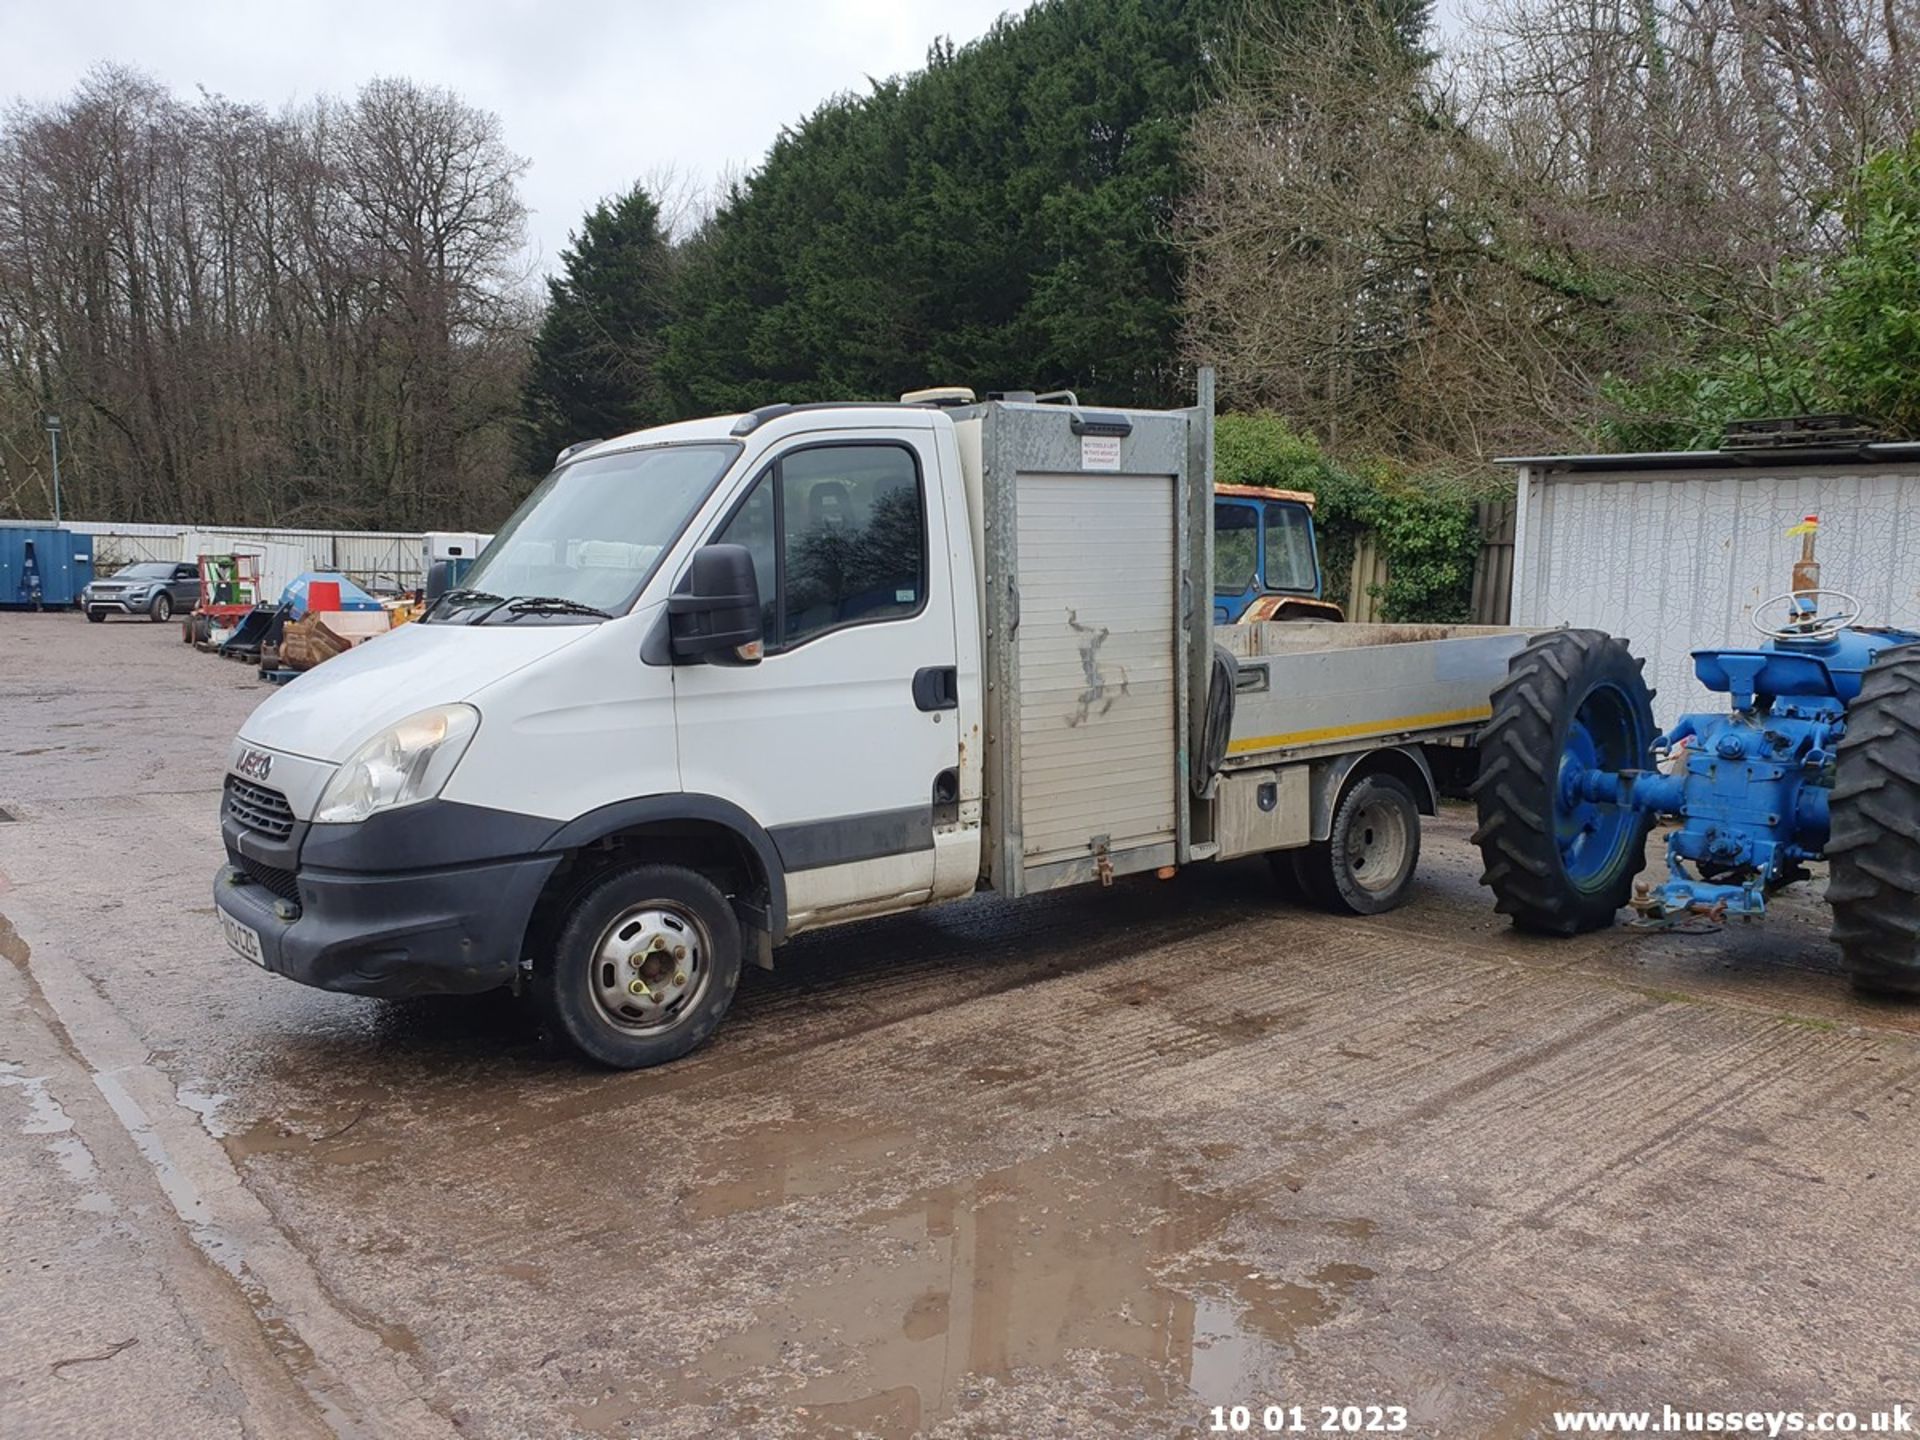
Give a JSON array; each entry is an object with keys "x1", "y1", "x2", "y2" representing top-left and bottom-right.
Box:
[{"x1": 1496, "y1": 442, "x2": 1920, "y2": 473}]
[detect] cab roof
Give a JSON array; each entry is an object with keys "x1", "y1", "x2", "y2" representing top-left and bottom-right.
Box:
[
  {"x1": 561, "y1": 403, "x2": 946, "y2": 467},
  {"x1": 1215, "y1": 483, "x2": 1316, "y2": 508}
]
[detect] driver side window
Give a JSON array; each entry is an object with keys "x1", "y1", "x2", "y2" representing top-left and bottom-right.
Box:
[{"x1": 713, "y1": 443, "x2": 927, "y2": 653}]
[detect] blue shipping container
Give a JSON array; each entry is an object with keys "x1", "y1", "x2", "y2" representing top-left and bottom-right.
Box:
[{"x1": 0, "y1": 523, "x2": 95, "y2": 609}]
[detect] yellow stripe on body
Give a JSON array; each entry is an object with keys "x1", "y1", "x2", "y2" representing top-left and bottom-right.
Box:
[{"x1": 1227, "y1": 704, "x2": 1493, "y2": 756}]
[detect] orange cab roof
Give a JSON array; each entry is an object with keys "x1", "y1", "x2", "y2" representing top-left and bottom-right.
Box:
[{"x1": 1214, "y1": 483, "x2": 1316, "y2": 508}]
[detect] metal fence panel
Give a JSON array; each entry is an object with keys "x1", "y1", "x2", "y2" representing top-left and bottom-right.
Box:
[{"x1": 67, "y1": 522, "x2": 430, "y2": 593}]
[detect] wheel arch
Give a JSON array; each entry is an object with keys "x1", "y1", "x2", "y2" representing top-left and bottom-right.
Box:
[
  {"x1": 537, "y1": 795, "x2": 788, "y2": 945},
  {"x1": 1308, "y1": 746, "x2": 1437, "y2": 842}
]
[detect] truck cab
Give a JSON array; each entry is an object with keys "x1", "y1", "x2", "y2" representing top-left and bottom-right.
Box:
[{"x1": 1212, "y1": 484, "x2": 1343, "y2": 625}]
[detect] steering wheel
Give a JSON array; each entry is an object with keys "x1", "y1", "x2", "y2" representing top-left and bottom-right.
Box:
[{"x1": 1749, "y1": 588, "x2": 1862, "y2": 642}]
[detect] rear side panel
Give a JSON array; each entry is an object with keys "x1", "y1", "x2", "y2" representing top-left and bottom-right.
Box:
[
  {"x1": 1218, "y1": 621, "x2": 1529, "y2": 764},
  {"x1": 976, "y1": 403, "x2": 1198, "y2": 896}
]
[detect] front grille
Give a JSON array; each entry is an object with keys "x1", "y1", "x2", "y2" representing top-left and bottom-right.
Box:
[
  {"x1": 237, "y1": 853, "x2": 300, "y2": 903},
  {"x1": 225, "y1": 776, "x2": 295, "y2": 840}
]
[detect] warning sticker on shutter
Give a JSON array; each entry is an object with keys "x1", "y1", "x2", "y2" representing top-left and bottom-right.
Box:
[{"x1": 1080, "y1": 435, "x2": 1122, "y2": 471}]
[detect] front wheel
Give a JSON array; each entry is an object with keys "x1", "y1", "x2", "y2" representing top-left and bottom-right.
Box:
[
  {"x1": 86, "y1": 609, "x2": 106, "y2": 624},
  {"x1": 149, "y1": 593, "x2": 173, "y2": 623},
  {"x1": 533, "y1": 863, "x2": 742, "y2": 1068},
  {"x1": 1291, "y1": 774, "x2": 1422, "y2": 915}
]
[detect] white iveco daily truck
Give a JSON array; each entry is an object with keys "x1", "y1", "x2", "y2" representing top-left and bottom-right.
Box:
[{"x1": 214, "y1": 376, "x2": 1526, "y2": 1067}]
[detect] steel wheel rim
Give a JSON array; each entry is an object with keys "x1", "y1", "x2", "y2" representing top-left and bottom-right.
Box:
[
  {"x1": 1346, "y1": 796, "x2": 1410, "y2": 893},
  {"x1": 1557, "y1": 682, "x2": 1641, "y2": 892},
  {"x1": 587, "y1": 902, "x2": 710, "y2": 1035}
]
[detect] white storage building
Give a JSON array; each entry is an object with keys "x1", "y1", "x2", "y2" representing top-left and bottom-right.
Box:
[{"x1": 1502, "y1": 441, "x2": 1920, "y2": 714}]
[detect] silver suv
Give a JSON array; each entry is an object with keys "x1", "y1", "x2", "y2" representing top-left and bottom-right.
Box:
[{"x1": 84, "y1": 561, "x2": 201, "y2": 623}]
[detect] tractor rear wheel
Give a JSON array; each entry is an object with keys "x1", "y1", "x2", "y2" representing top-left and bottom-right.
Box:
[
  {"x1": 1472, "y1": 629, "x2": 1657, "y2": 935},
  {"x1": 1828, "y1": 645, "x2": 1920, "y2": 998}
]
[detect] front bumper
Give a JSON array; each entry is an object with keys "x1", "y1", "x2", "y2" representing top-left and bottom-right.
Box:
[
  {"x1": 214, "y1": 799, "x2": 562, "y2": 998},
  {"x1": 86, "y1": 593, "x2": 148, "y2": 614}
]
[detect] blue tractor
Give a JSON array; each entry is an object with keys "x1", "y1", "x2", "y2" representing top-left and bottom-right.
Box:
[
  {"x1": 1212, "y1": 485, "x2": 1345, "y2": 624},
  {"x1": 1473, "y1": 516, "x2": 1920, "y2": 996}
]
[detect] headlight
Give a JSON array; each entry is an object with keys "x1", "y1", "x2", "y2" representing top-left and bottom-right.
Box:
[{"x1": 313, "y1": 704, "x2": 479, "y2": 824}]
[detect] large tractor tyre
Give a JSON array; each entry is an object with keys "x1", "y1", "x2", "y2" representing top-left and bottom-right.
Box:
[
  {"x1": 1828, "y1": 645, "x2": 1920, "y2": 999},
  {"x1": 533, "y1": 862, "x2": 743, "y2": 1069},
  {"x1": 1472, "y1": 629, "x2": 1657, "y2": 935}
]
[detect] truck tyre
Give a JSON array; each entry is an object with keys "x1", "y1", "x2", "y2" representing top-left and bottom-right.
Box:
[
  {"x1": 533, "y1": 862, "x2": 742, "y2": 1068},
  {"x1": 1472, "y1": 629, "x2": 1655, "y2": 935},
  {"x1": 86, "y1": 609, "x2": 105, "y2": 624},
  {"x1": 1828, "y1": 645, "x2": 1920, "y2": 999},
  {"x1": 1292, "y1": 774, "x2": 1422, "y2": 915},
  {"x1": 149, "y1": 593, "x2": 173, "y2": 623}
]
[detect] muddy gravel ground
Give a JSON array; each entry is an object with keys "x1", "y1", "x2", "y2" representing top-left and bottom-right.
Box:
[{"x1": 3, "y1": 611, "x2": 1919, "y2": 1440}]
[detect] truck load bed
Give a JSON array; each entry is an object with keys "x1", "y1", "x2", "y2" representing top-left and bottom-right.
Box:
[{"x1": 1218, "y1": 621, "x2": 1528, "y2": 765}]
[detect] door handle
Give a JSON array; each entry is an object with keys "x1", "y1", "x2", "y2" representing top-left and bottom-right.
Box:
[{"x1": 912, "y1": 666, "x2": 959, "y2": 712}]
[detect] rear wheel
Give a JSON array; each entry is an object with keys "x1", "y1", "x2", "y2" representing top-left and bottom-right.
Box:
[
  {"x1": 1828, "y1": 645, "x2": 1920, "y2": 998},
  {"x1": 1291, "y1": 774, "x2": 1422, "y2": 915},
  {"x1": 1472, "y1": 629, "x2": 1656, "y2": 934},
  {"x1": 149, "y1": 593, "x2": 173, "y2": 623},
  {"x1": 533, "y1": 863, "x2": 742, "y2": 1068}
]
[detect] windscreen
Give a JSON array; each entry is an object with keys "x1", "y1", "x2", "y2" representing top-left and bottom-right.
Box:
[
  {"x1": 1214, "y1": 503, "x2": 1258, "y2": 593},
  {"x1": 118, "y1": 563, "x2": 177, "y2": 579},
  {"x1": 1263, "y1": 502, "x2": 1318, "y2": 593},
  {"x1": 447, "y1": 442, "x2": 739, "y2": 619}
]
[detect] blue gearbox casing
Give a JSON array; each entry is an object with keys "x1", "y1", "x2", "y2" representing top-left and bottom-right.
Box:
[{"x1": 1575, "y1": 627, "x2": 1920, "y2": 917}]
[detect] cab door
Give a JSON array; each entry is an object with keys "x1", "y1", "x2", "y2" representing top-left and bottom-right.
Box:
[{"x1": 672, "y1": 428, "x2": 960, "y2": 931}]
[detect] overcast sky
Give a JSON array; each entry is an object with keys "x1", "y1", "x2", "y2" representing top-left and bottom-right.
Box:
[{"x1": 1, "y1": 0, "x2": 1034, "y2": 276}]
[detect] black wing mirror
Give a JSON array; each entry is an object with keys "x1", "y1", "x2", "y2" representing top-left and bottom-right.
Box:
[{"x1": 668, "y1": 544, "x2": 763, "y2": 665}]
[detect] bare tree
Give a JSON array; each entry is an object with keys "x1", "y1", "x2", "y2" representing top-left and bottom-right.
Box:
[
  {"x1": 1181, "y1": 0, "x2": 1920, "y2": 460},
  {"x1": 0, "y1": 68, "x2": 534, "y2": 529}
]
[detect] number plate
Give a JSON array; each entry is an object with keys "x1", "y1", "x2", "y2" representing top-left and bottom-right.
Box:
[{"x1": 221, "y1": 910, "x2": 266, "y2": 967}]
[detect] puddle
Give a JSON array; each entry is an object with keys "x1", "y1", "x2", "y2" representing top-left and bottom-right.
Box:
[
  {"x1": 224, "y1": 1081, "x2": 400, "y2": 1166},
  {"x1": 679, "y1": 1115, "x2": 919, "y2": 1222},
  {"x1": 0, "y1": 1062, "x2": 116, "y2": 1214},
  {"x1": 176, "y1": 1080, "x2": 234, "y2": 1138},
  {"x1": 569, "y1": 1146, "x2": 1380, "y2": 1436},
  {"x1": 90, "y1": 1067, "x2": 384, "y2": 1438}
]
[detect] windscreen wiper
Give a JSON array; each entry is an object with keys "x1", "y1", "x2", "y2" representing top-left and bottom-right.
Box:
[
  {"x1": 496, "y1": 595, "x2": 614, "y2": 621},
  {"x1": 425, "y1": 587, "x2": 503, "y2": 619}
]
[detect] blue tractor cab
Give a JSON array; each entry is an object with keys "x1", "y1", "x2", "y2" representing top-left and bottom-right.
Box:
[{"x1": 1212, "y1": 485, "x2": 1343, "y2": 624}]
